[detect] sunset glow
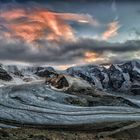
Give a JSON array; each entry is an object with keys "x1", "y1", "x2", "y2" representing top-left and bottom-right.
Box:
[{"x1": 84, "y1": 51, "x2": 100, "y2": 63}]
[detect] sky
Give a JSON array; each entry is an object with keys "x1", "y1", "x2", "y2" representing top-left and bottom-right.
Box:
[{"x1": 0, "y1": 0, "x2": 139, "y2": 69}]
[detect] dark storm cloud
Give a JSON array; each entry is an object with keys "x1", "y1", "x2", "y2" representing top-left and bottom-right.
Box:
[
  {"x1": 62, "y1": 39, "x2": 140, "y2": 53},
  {"x1": 0, "y1": 38, "x2": 140, "y2": 64},
  {"x1": 0, "y1": 39, "x2": 82, "y2": 64}
]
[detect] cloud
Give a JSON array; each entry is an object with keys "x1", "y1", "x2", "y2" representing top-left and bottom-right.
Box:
[
  {"x1": 62, "y1": 38, "x2": 140, "y2": 53},
  {"x1": 56, "y1": 13, "x2": 99, "y2": 26},
  {"x1": 0, "y1": 3, "x2": 99, "y2": 46},
  {"x1": 56, "y1": 38, "x2": 140, "y2": 64},
  {"x1": 0, "y1": 37, "x2": 140, "y2": 65},
  {"x1": 0, "y1": 1, "x2": 139, "y2": 67},
  {"x1": 0, "y1": 7, "x2": 75, "y2": 43},
  {"x1": 102, "y1": 21, "x2": 121, "y2": 40},
  {"x1": 101, "y1": 0, "x2": 120, "y2": 41}
]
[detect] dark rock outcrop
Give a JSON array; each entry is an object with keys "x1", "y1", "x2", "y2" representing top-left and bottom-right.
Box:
[
  {"x1": 108, "y1": 65, "x2": 124, "y2": 89},
  {"x1": 0, "y1": 67, "x2": 12, "y2": 81},
  {"x1": 108, "y1": 64, "x2": 131, "y2": 91},
  {"x1": 45, "y1": 73, "x2": 97, "y2": 96},
  {"x1": 46, "y1": 74, "x2": 69, "y2": 89},
  {"x1": 120, "y1": 60, "x2": 140, "y2": 82},
  {"x1": 36, "y1": 67, "x2": 56, "y2": 77},
  {"x1": 131, "y1": 83, "x2": 140, "y2": 95},
  {"x1": 5, "y1": 65, "x2": 23, "y2": 77}
]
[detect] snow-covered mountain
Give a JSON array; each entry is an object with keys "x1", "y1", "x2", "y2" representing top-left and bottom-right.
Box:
[
  {"x1": 65, "y1": 60, "x2": 140, "y2": 93},
  {"x1": 0, "y1": 60, "x2": 140, "y2": 94},
  {"x1": 0, "y1": 64, "x2": 46, "y2": 86}
]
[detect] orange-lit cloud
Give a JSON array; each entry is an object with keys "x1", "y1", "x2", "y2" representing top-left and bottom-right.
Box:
[
  {"x1": 0, "y1": 4, "x2": 124, "y2": 66},
  {"x1": 84, "y1": 51, "x2": 100, "y2": 63},
  {"x1": 102, "y1": 21, "x2": 121, "y2": 40},
  {"x1": 0, "y1": 9, "x2": 74, "y2": 43},
  {"x1": 0, "y1": 7, "x2": 99, "y2": 45}
]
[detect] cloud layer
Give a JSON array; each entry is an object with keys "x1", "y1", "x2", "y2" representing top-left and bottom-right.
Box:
[
  {"x1": 0, "y1": 37, "x2": 140, "y2": 65},
  {"x1": 0, "y1": 1, "x2": 139, "y2": 67}
]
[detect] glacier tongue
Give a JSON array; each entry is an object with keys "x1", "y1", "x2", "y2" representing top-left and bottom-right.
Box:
[{"x1": 0, "y1": 83, "x2": 140, "y2": 129}]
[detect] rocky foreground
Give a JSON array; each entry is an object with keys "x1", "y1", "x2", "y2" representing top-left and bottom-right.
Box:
[{"x1": 0, "y1": 60, "x2": 140, "y2": 139}]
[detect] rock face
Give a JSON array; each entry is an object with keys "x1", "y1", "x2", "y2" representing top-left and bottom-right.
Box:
[
  {"x1": 108, "y1": 65, "x2": 124, "y2": 89},
  {"x1": 46, "y1": 74, "x2": 69, "y2": 89},
  {"x1": 45, "y1": 73, "x2": 97, "y2": 96},
  {"x1": 66, "y1": 60, "x2": 140, "y2": 93},
  {"x1": 108, "y1": 64, "x2": 131, "y2": 92},
  {"x1": 4, "y1": 65, "x2": 23, "y2": 77},
  {"x1": 0, "y1": 67, "x2": 12, "y2": 81},
  {"x1": 66, "y1": 64, "x2": 107, "y2": 90},
  {"x1": 35, "y1": 67, "x2": 56, "y2": 77},
  {"x1": 120, "y1": 60, "x2": 140, "y2": 81}
]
